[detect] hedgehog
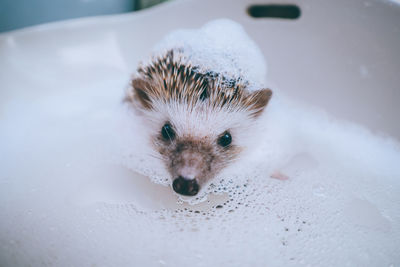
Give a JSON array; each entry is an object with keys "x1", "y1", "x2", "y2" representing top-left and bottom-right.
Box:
[{"x1": 125, "y1": 20, "x2": 272, "y2": 196}]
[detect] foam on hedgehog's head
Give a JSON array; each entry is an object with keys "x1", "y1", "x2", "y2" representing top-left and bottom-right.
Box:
[{"x1": 126, "y1": 50, "x2": 272, "y2": 196}]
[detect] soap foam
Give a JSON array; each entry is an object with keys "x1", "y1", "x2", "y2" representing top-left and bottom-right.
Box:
[
  {"x1": 152, "y1": 19, "x2": 268, "y2": 89},
  {"x1": 1, "y1": 20, "x2": 400, "y2": 267}
]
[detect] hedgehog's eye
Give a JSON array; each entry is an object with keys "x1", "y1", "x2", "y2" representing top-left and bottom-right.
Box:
[
  {"x1": 161, "y1": 123, "x2": 175, "y2": 141},
  {"x1": 218, "y1": 131, "x2": 232, "y2": 147}
]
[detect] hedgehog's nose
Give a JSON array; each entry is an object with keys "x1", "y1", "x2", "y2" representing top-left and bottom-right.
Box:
[{"x1": 172, "y1": 176, "x2": 199, "y2": 196}]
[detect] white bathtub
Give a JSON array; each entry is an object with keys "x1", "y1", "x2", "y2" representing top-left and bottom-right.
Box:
[{"x1": 1, "y1": 0, "x2": 399, "y2": 266}]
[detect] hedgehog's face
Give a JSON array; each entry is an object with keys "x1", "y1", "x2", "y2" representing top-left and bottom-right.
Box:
[
  {"x1": 127, "y1": 76, "x2": 272, "y2": 196},
  {"x1": 126, "y1": 55, "x2": 272, "y2": 196},
  {"x1": 151, "y1": 105, "x2": 249, "y2": 196},
  {"x1": 156, "y1": 122, "x2": 235, "y2": 196}
]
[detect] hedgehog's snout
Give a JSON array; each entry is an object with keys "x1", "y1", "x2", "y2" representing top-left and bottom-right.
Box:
[{"x1": 172, "y1": 176, "x2": 200, "y2": 196}]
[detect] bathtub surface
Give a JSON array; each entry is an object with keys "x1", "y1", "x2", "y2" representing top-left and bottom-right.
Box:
[{"x1": 1, "y1": 0, "x2": 400, "y2": 266}]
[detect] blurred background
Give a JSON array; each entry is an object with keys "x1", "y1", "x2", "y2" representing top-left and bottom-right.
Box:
[{"x1": 0, "y1": 0, "x2": 170, "y2": 32}]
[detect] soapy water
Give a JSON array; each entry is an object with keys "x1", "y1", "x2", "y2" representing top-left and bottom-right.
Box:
[{"x1": 1, "y1": 20, "x2": 400, "y2": 266}]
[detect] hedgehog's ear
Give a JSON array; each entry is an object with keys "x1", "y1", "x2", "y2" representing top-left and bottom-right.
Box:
[
  {"x1": 247, "y1": 88, "x2": 273, "y2": 118},
  {"x1": 128, "y1": 77, "x2": 153, "y2": 110}
]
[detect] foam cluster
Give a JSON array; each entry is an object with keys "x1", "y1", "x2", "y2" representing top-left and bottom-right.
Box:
[{"x1": 152, "y1": 19, "x2": 268, "y2": 90}]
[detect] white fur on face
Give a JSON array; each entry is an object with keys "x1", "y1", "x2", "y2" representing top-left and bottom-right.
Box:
[
  {"x1": 139, "y1": 98, "x2": 261, "y2": 187},
  {"x1": 148, "y1": 99, "x2": 257, "y2": 148}
]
